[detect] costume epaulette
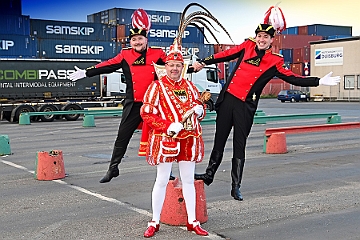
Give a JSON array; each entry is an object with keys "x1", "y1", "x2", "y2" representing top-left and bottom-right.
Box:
[
  {"x1": 272, "y1": 52, "x2": 283, "y2": 58},
  {"x1": 248, "y1": 37, "x2": 256, "y2": 42}
]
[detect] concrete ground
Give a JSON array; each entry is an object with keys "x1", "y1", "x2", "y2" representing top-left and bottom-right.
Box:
[{"x1": 1, "y1": 99, "x2": 360, "y2": 240}]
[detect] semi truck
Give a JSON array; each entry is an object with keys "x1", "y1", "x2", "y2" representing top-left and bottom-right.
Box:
[
  {"x1": 0, "y1": 59, "x2": 124, "y2": 123},
  {"x1": 0, "y1": 56, "x2": 221, "y2": 123}
]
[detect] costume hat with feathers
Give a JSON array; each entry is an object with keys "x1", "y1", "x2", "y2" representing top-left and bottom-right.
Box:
[
  {"x1": 256, "y1": 2, "x2": 286, "y2": 37},
  {"x1": 154, "y1": 2, "x2": 235, "y2": 79}
]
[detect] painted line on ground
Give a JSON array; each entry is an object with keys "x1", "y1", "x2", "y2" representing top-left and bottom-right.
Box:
[{"x1": 1, "y1": 159, "x2": 223, "y2": 239}]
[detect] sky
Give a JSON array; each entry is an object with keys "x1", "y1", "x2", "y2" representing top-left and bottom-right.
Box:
[{"x1": 22, "y1": 0, "x2": 360, "y2": 44}]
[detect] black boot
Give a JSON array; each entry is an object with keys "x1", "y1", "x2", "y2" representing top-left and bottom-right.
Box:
[
  {"x1": 99, "y1": 146, "x2": 125, "y2": 183},
  {"x1": 194, "y1": 150, "x2": 223, "y2": 186},
  {"x1": 230, "y1": 158, "x2": 245, "y2": 201}
]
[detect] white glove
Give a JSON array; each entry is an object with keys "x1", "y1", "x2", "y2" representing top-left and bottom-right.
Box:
[
  {"x1": 319, "y1": 71, "x2": 340, "y2": 86},
  {"x1": 193, "y1": 104, "x2": 204, "y2": 117},
  {"x1": 69, "y1": 66, "x2": 86, "y2": 81},
  {"x1": 167, "y1": 122, "x2": 184, "y2": 135}
]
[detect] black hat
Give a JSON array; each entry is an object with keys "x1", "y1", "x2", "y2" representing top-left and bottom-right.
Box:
[
  {"x1": 129, "y1": 28, "x2": 147, "y2": 38},
  {"x1": 255, "y1": 24, "x2": 276, "y2": 37}
]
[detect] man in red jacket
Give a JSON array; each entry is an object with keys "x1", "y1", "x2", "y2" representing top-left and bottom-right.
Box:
[
  {"x1": 192, "y1": 23, "x2": 340, "y2": 201},
  {"x1": 69, "y1": 9, "x2": 169, "y2": 183}
]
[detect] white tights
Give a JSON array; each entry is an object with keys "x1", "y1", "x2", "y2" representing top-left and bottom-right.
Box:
[{"x1": 151, "y1": 161, "x2": 196, "y2": 224}]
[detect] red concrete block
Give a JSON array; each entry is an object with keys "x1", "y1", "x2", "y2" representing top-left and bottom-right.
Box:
[
  {"x1": 35, "y1": 150, "x2": 65, "y2": 180},
  {"x1": 266, "y1": 132, "x2": 288, "y2": 154},
  {"x1": 160, "y1": 178, "x2": 208, "y2": 226}
]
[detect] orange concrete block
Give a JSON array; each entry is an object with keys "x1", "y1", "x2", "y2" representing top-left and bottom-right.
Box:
[
  {"x1": 266, "y1": 132, "x2": 288, "y2": 154},
  {"x1": 160, "y1": 178, "x2": 208, "y2": 226},
  {"x1": 35, "y1": 150, "x2": 65, "y2": 180}
]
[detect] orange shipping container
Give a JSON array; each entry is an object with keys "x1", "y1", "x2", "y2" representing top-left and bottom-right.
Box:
[
  {"x1": 213, "y1": 44, "x2": 237, "y2": 54},
  {"x1": 298, "y1": 25, "x2": 308, "y2": 35},
  {"x1": 293, "y1": 47, "x2": 310, "y2": 63},
  {"x1": 272, "y1": 34, "x2": 323, "y2": 50},
  {"x1": 116, "y1": 24, "x2": 126, "y2": 42},
  {"x1": 291, "y1": 63, "x2": 303, "y2": 76}
]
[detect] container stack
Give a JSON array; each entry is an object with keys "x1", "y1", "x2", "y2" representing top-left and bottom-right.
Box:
[
  {"x1": 0, "y1": 0, "x2": 36, "y2": 59},
  {"x1": 87, "y1": 8, "x2": 214, "y2": 59},
  {"x1": 273, "y1": 24, "x2": 352, "y2": 77},
  {"x1": 0, "y1": 0, "x2": 119, "y2": 61},
  {"x1": 29, "y1": 19, "x2": 119, "y2": 60},
  {"x1": 262, "y1": 24, "x2": 352, "y2": 96}
]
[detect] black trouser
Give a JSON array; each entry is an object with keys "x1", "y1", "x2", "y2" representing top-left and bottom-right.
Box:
[
  {"x1": 110, "y1": 102, "x2": 143, "y2": 167},
  {"x1": 213, "y1": 92, "x2": 257, "y2": 159}
]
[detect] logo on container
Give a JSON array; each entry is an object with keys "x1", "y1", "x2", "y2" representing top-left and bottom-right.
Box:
[
  {"x1": 55, "y1": 45, "x2": 104, "y2": 54},
  {"x1": 149, "y1": 29, "x2": 190, "y2": 39},
  {"x1": 149, "y1": 15, "x2": 171, "y2": 23},
  {"x1": 0, "y1": 40, "x2": 14, "y2": 50},
  {"x1": 46, "y1": 25, "x2": 95, "y2": 36}
]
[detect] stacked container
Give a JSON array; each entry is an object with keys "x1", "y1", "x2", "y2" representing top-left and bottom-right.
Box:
[
  {"x1": 87, "y1": 7, "x2": 213, "y2": 59},
  {"x1": 262, "y1": 24, "x2": 353, "y2": 96},
  {"x1": 30, "y1": 19, "x2": 118, "y2": 60},
  {"x1": 0, "y1": 13, "x2": 37, "y2": 58}
]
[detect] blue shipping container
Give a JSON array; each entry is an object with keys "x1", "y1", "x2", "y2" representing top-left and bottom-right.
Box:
[
  {"x1": 36, "y1": 38, "x2": 119, "y2": 61},
  {"x1": 307, "y1": 24, "x2": 352, "y2": 37},
  {"x1": 283, "y1": 26, "x2": 298, "y2": 35},
  {"x1": 0, "y1": 14, "x2": 30, "y2": 35},
  {"x1": 324, "y1": 35, "x2": 352, "y2": 40},
  {"x1": 125, "y1": 24, "x2": 204, "y2": 43},
  {"x1": 147, "y1": 42, "x2": 214, "y2": 59},
  {"x1": 0, "y1": 34, "x2": 37, "y2": 58},
  {"x1": 88, "y1": 8, "x2": 181, "y2": 26},
  {"x1": 30, "y1": 19, "x2": 114, "y2": 41},
  {"x1": 279, "y1": 49, "x2": 293, "y2": 63}
]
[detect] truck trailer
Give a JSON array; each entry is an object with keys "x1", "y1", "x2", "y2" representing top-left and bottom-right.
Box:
[{"x1": 0, "y1": 59, "x2": 124, "y2": 122}]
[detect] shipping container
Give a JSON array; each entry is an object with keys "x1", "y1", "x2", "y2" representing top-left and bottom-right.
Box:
[
  {"x1": 30, "y1": 19, "x2": 114, "y2": 41},
  {"x1": 279, "y1": 49, "x2": 293, "y2": 63},
  {"x1": 87, "y1": 8, "x2": 181, "y2": 26},
  {"x1": 147, "y1": 42, "x2": 214, "y2": 59},
  {"x1": 283, "y1": 62, "x2": 291, "y2": 70},
  {"x1": 272, "y1": 34, "x2": 323, "y2": 50},
  {"x1": 298, "y1": 25, "x2": 308, "y2": 35},
  {"x1": 217, "y1": 62, "x2": 225, "y2": 80},
  {"x1": 290, "y1": 63, "x2": 303, "y2": 76},
  {"x1": 36, "y1": 38, "x2": 120, "y2": 60},
  {"x1": 261, "y1": 79, "x2": 292, "y2": 96},
  {"x1": 293, "y1": 47, "x2": 310, "y2": 63},
  {"x1": 213, "y1": 44, "x2": 237, "y2": 54},
  {"x1": 324, "y1": 35, "x2": 352, "y2": 40},
  {"x1": 123, "y1": 24, "x2": 204, "y2": 43},
  {"x1": 283, "y1": 26, "x2": 298, "y2": 35},
  {"x1": 0, "y1": 14, "x2": 30, "y2": 35},
  {"x1": 116, "y1": 25, "x2": 126, "y2": 43},
  {"x1": 307, "y1": 24, "x2": 352, "y2": 37},
  {"x1": 0, "y1": 0, "x2": 22, "y2": 16},
  {"x1": 0, "y1": 34, "x2": 37, "y2": 58}
]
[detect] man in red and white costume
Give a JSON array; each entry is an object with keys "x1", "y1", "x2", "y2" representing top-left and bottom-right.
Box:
[
  {"x1": 192, "y1": 8, "x2": 340, "y2": 201},
  {"x1": 141, "y1": 45, "x2": 208, "y2": 238}
]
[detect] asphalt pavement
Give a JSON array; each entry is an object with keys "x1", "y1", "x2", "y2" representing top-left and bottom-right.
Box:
[{"x1": 1, "y1": 99, "x2": 360, "y2": 240}]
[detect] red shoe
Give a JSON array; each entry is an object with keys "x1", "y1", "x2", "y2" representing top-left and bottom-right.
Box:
[
  {"x1": 144, "y1": 221, "x2": 160, "y2": 238},
  {"x1": 186, "y1": 220, "x2": 208, "y2": 236}
]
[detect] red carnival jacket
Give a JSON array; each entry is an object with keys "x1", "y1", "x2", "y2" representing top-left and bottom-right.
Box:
[
  {"x1": 201, "y1": 38, "x2": 320, "y2": 107},
  {"x1": 86, "y1": 46, "x2": 167, "y2": 102}
]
